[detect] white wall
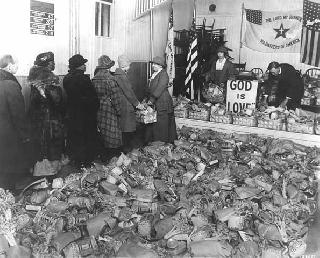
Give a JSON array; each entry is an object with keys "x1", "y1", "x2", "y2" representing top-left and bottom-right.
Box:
[
  {"x1": 196, "y1": 0, "x2": 320, "y2": 73},
  {"x1": 0, "y1": 0, "x2": 70, "y2": 76}
]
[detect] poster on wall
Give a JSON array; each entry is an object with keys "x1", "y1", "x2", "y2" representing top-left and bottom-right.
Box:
[
  {"x1": 226, "y1": 80, "x2": 258, "y2": 113},
  {"x1": 30, "y1": 0, "x2": 54, "y2": 36},
  {"x1": 243, "y1": 9, "x2": 302, "y2": 53}
]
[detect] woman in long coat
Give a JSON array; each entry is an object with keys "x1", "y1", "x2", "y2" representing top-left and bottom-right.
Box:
[
  {"x1": 28, "y1": 52, "x2": 65, "y2": 171},
  {"x1": 0, "y1": 55, "x2": 30, "y2": 190},
  {"x1": 114, "y1": 55, "x2": 142, "y2": 153},
  {"x1": 146, "y1": 56, "x2": 177, "y2": 143},
  {"x1": 92, "y1": 55, "x2": 122, "y2": 161},
  {"x1": 63, "y1": 54, "x2": 99, "y2": 167}
]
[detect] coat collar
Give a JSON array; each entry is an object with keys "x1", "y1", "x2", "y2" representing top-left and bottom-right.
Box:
[
  {"x1": 114, "y1": 68, "x2": 127, "y2": 76},
  {"x1": 0, "y1": 69, "x2": 21, "y2": 89},
  {"x1": 93, "y1": 68, "x2": 112, "y2": 80}
]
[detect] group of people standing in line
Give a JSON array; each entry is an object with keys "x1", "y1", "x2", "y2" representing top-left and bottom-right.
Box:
[{"x1": 0, "y1": 52, "x2": 176, "y2": 190}]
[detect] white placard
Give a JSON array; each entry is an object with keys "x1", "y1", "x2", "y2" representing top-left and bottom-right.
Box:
[{"x1": 226, "y1": 80, "x2": 258, "y2": 113}]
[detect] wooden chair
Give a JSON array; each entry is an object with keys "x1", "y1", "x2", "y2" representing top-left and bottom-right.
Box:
[
  {"x1": 251, "y1": 68, "x2": 263, "y2": 77},
  {"x1": 305, "y1": 68, "x2": 320, "y2": 78},
  {"x1": 233, "y1": 62, "x2": 246, "y2": 72}
]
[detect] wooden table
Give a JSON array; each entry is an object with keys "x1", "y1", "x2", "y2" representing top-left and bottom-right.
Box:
[{"x1": 175, "y1": 117, "x2": 320, "y2": 147}]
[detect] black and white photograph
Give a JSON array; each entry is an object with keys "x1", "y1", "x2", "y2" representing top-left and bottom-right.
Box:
[{"x1": 0, "y1": 0, "x2": 320, "y2": 257}]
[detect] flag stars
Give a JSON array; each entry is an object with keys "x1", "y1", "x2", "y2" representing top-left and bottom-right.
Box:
[{"x1": 274, "y1": 23, "x2": 290, "y2": 39}]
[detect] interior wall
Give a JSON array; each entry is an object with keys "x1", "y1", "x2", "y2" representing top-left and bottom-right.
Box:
[
  {"x1": 196, "y1": 0, "x2": 319, "y2": 73},
  {"x1": 0, "y1": 0, "x2": 70, "y2": 76}
]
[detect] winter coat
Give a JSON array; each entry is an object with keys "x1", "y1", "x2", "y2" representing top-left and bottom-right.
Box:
[
  {"x1": 114, "y1": 68, "x2": 139, "y2": 133},
  {"x1": 209, "y1": 59, "x2": 236, "y2": 85},
  {"x1": 92, "y1": 68, "x2": 122, "y2": 148},
  {"x1": 146, "y1": 69, "x2": 177, "y2": 143},
  {"x1": 0, "y1": 69, "x2": 30, "y2": 176},
  {"x1": 28, "y1": 66, "x2": 65, "y2": 162},
  {"x1": 63, "y1": 69, "x2": 99, "y2": 165},
  {"x1": 276, "y1": 63, "x2": 304, "y2": 110}
]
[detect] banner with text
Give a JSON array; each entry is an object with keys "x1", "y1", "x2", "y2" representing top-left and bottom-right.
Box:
[
  {"x1": 244, "y1": 9, "x2": 302, "y2": 53},
  {"x1": 226, "y1": 80, "x2": 258, "y2": 113}
]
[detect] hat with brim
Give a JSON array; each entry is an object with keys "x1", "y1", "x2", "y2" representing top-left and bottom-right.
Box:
[
  {"x1": 151, "y1": 56, "x2": 166, "y2": 68},
  {"x1": 34, "y1": 52, "x2": 54, "y2": 67},
  {"x1": 97, "y1": 55, "x2": 115, "y2": 69},
  {"x1": 69, "y1": 54, "x2": 88, "y2": 69},
  {"x1": 217, "y1": 46, "x2": 229, "y2": 55}
]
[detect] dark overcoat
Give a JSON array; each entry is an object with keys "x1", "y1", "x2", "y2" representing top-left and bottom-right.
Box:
[
  {"x1": 92, "y1": 69, "x2": 122, "y2": 148},
  {"x1": 277, "y1": 63, "x2": 304, "y2": 109},
  {"x1": 209, "y1": 59, "x2": 236, "y2": 85},
  {"x1": 146, "y1": 69, "x2": 177, "y2": 143},
  {"x1": 114, "y1": 68, "x2": 139, "y2": 133},
  {"x1": 63, "y1": 69, "x2": 99, "y2": 165},
  {"x1": 0, "y1": 70, "x2": 30, "y2": 182}
]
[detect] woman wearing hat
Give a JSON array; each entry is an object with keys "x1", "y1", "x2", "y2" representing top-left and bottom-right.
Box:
[
  {"x1": 209, "y1": 46, "x2": 236, "y2": 86},
  {"x1": 0, "y1": 54, "x2": 31, "y2": 190},
  {"x1": 92, "y1": 55, "x2": 122, "y2": 161},
  {"x1": 28, "y1": 52, "x2": 65, "y2": 174},
  {"x1": 145, "y1": 56, "x2": 177, "y2": 143},
  {"x1": 63, "y1": 54, "x2": 99, "y2": 167},
  {"x1": 114, "y1": 54, "x2": 143, "y2": 153}
]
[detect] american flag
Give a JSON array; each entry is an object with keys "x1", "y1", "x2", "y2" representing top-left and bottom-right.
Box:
[
  {"x1": 246, "y1": 9, "x2": 262, "y2": 25},
  {"x1": 301, "y1": 0, "x2": 320, "y2": 67},
  {"x1": 185, "y1": 15, "x2": 198, "y2": 99},
  {"x1": 165, "y1": 8, "x2": 175, "y2": 96}
]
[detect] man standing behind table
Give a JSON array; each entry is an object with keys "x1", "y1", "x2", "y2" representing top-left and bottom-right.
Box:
[
  {"x1": 114, "y1": 55, "x2": 143, "y2": 153},
  {"x1": 63, "y1": 54, "x2": 99, "y2": 167},
  {"x1": 267, "y1": 61, "x2": 304, "y2": 110}
]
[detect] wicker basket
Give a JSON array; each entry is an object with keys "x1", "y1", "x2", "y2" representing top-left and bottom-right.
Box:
[
  {"x1": 233, "y1": 116, "x2": 258, "y2": 127},
  {"x1": 136, "y1": 110, "x2": 157, "y2": 124},
  {"x1": 188, "y1": 109, "x2": 210, "y2": 121},
  {"x1": 258, "y1": 118, "x2": 285, "y2": 131},
  {"x1": 210, "y1": 114, "x2": 233, "y2": 124},
  {"x1": 287, "y1": 121, "x2": 314, "y2": 134},
  {"x1": 174, "y1": 108, "x2": 189, "y2": 118}
]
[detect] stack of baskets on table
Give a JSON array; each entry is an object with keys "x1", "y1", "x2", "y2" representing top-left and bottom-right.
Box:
[
  {"x1": 187, "y1": 103, "x2": 211, "y2": 121},
  {"x1": 256, "y1": 110, "x2": 286, "y2": 131},
  {"x1": 232, "y1": 109, "x2": 258, "y2": 127},
  {"x1": 173, "y1": 101, "x2": 319, "y2": 135},
  {"x1": 287, "y1": 113, "x2": 315, "y2": 134},
  {"x1": 173, "y1": 96, "x2": 190, "y2": 118},
  {"x1": 209, "y1": 104, "x2": 233, "y2": 124}
]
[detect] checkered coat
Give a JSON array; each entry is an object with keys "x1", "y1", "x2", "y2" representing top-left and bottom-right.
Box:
[{"x1": 92, "y1": 69, "x2": 122, "y2": 148}]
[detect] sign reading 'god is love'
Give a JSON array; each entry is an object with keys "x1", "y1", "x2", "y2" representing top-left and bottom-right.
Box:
[{"x1": 226, "y1": 80, "x2": 258, "y2": 113}]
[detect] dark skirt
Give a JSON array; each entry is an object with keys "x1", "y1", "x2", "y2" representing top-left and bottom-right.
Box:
[{"x1": 145, "y1": 112, "x2": 177, "y2": 144}]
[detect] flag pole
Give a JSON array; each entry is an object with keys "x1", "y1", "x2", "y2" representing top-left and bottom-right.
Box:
[
  {"x1": 193, "y1": 0, "x2": 200, "y2": 102},
  {"x1": 239, "y1": 3, "x2": 244, "y2": 65}
]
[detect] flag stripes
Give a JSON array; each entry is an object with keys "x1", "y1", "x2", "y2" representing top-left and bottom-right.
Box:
[
  {"x1": 300, "y1": 0, "x2": 320, "y2": 67},
  {"x1": 185, "y1": 36, "x2": 198, "y2": 86}
]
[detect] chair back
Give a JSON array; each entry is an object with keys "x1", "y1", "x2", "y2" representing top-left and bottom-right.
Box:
[
  {"x1": 305, "y1": 68, "x2": 320, "y2": 78},
  {"x1": 234, "y1": 62, "x2": 246, "y2": 72},
  {"x1": 251, "y1": 68, "x2": 263, "y2": 76}
]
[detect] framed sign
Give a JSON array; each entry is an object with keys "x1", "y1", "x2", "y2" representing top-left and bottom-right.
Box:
[
  {"x1": 30, "y1": 0, "x2": 54, "y2": 36},
  {"x1": 226, "y1": 80, "x2": 258, "y2": 113}
]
